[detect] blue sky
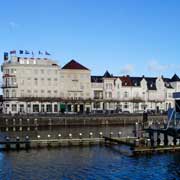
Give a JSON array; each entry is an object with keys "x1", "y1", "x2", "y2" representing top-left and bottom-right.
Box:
[{"x1": 1, "y1": 0, "x2": 180, "y2": 78}]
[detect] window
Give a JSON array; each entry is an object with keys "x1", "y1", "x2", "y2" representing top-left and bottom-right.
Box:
[
  {"x1": 94, "y1": 102, "x2": 101, "y2": 109},
  {"x1": 109, "y1": 92, "x2": 112, "y2": 98},
  {"x1": 12, "y1": 104, "x2": 17, "y2": 111},
  {"x1": 124, "y1": 91, "x2": 128, "y2": 98},
  {"x1": 124, "y1": 103, "x2": 128, "y2": 109},
  {"x1": 47, "y1": 90, "x2": 51, "y2": 95},
  {"x1": 54, "y1": 104, "x2": 58, "y2": 112},
  {"x1": 34, "y1": 78, "x2": 38, "y2": 85},
  {"x1": 41, "y1": 90, "x2": 44, "y2": 93},
  {"x1": 41, "y1": 69, "x2": 44, "y2": 74},
  {"x1": 21, "y1": 90, "x2": 24, "y2": 97},
  {"x1": 41, "y1": 104, "x2": 45, "y2": 112},
  {"x1": 48, "y1": 78, "x2": 51, "y2": 86},
  {"x1": 46, "y1": 104, "x2": 52, "y2": 112},
  {"x1": 33, "y1": 104, "x2": 39, "y2": 112},
  {"x1": 12, "y1": 89, "x2": 16, "y2": 97}
]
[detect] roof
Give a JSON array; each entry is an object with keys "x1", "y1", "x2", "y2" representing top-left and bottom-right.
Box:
[
  {"x1": 119, "y1": 76, "x2": 132, "y2": 86},
  {"x1": 62, "y1": 59, "x2": 89, "y2": 70},
  {"x1": 91, "y1": 76, "x2": 103, "y2": 83},
  {"x1": 163, "y1": 78, "x2": 173, "y2": 89},
  {"x1": 103, "y1": 70, "x2": 112, "y2": 78},
  {"x1": 130, "y1": 77, "x2": 143, "y2": 87},
  {"x1": 171, "y1": 74, "x2": 180, "y2": 82},
  {"x1": 144, "y1": 77, "x2": 157, "y2": 90}
]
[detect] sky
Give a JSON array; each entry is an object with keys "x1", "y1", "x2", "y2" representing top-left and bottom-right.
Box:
[{"x1": 1, "y1": 0, "x2": 180, "y2": 79}]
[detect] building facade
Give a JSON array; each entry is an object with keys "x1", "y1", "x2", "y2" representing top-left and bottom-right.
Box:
[{"x1": 1, "y1": 56, "x2": 179, "y2": 114}]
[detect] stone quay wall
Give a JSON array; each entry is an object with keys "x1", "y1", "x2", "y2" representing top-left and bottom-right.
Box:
[{"x1": 0, "y1": 114, "x2": 167, "y2": 130}]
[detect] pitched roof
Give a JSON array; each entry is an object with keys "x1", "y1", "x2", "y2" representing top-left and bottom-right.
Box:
[
  {"x1": 91, "y1": 76, "x2": 103, "y2": 83},
  {"x1": 162, "y1": 78, "x2": 173, "y2": 88},
  {"x1": 62, "y1": 59, "x2": 89, "y2": 70},
  {"x1": 171, "y1": 74, "x2": 180, "y2": 82},
  {"x1": 130, "y1": 77, "x2": 143, "y2": 87},
  {"x1": 120, "y1": 76, "x2": 132, "y2": 86},
  {"x1": 144, "y1": 77, "x2": 157, "y2": 90},
  {"x1": 103, "y1": 70, "x2": 112, "y2": 78}
]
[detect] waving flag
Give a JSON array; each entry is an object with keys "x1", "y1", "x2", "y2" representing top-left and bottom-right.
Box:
[
  {"x1": 38, "y1": 51, "x2": 43, "y2": 55},
  {"x1": 10, "y1": 50, "x2": 16, "y2": 54},
  {"x1": 4, "y1": 52, "x2": 8, "y2": 61},
  {"x1": 45, "y1": 51, "x2": 50, "y2": 55},
  {"x1": 25, "y1": 50, "x2": 30, "y2": 54},
  {"x1": 19, "y1": 50, "x2": 23, "y2": 54}
]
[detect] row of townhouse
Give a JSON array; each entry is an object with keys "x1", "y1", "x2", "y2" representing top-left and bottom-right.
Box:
[{"x1": 1, "y1": 56, "x2": 179, "y2": 114}]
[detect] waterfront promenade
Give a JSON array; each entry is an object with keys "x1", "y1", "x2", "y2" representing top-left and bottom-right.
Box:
[{"x1": 0, "y1": 113, "x2": 166, "y2": 131}]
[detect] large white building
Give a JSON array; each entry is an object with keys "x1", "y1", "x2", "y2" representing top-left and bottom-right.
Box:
[{"x1": 1, "y1": 56, "x2": 179, "y2": 114}]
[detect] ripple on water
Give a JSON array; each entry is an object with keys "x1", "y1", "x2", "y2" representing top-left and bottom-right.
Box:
[{"x1": 0, "y1": 147, "x2": 180, "y2": 180}]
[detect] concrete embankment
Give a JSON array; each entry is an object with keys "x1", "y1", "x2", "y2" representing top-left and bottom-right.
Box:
[{"x1": 0, "y1": 114, "x2": 166, "y2": 131}]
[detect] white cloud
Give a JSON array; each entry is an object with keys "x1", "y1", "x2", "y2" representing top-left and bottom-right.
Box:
[
  {"x1": 147, "y1": 60, "x2": 170, "y2": 72},
  {"x1": 120, "y1": 64, "x2": 134, "y2": 74}
]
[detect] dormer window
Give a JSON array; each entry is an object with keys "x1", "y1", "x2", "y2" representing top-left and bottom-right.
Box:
[
  {"x1": 134, "y1": 83, "x2": 137, "y2": 86},
  {"x1": 150, "y1": 83, "x2": 153, "y2": 87},
  {"x1": 125, "y1": 82, "x2": 127, "y2": 86}
]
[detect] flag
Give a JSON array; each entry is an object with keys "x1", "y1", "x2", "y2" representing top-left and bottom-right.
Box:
[
  {"x1": 32, "y1": 51, "x2": 34, "y2": 56},
  {"x1": 4, "y1": 52, "x2": 8, "y2": 61},
  {"x1": 19, "y1": 50, "x2": 23, "y2": 54},
  {"x1": 25, "y1": 50, "x2": 30, "y2": 54},
  {"x1": 45, "y1": 51, "x2": 50, "y2": 55},
  {"x1": 10, "y1": 50, "x2": 16, "y2": 54},
  {"x1": 38, "y1": 51, "x2": 43, "y2": 55}
]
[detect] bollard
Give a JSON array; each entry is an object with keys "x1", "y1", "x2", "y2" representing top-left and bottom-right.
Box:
[
  {"x1": 25, "y1": 136, "x2": 30, "y2": 149},
  {"x1": 110, "y1": 132, "x2": 113, "y2": 138},
  {"x1": 58, "y1": 134, "x2": 61, "y2": 138},
  {"x1": 37, "y1": 135, "x2": 41, "y2": 139},
  {"x1": 99, "y1": 132, "x2": 103, "y2": 138},
  {"x1": 89, "y1": 132, "x2": 93, "y2": 138},
  {"x1": 118, "y1": 131, "x2": 122, "y2": 137},
  {"x1": 16, "y1": 136, "x2": 20, "y2": 150},
  {"x1": 135, "y1": 139, "x2": 139, "y2": 147},
  {"x1": 135, "y1": 122, "x2": 139, "y2": 138},
  {"x1": 146, "y1": 138, "x2": 151, "y2": 147},
  {"x1": 5, "y1": 136, "x2": 10, "y2": 150},
  {"x1": 79, "y1": 133, "x2": 82, "y2": 139}
]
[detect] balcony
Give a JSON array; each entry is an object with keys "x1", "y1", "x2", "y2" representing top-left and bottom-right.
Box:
[{"x1": 1, "y1": 84, "x2": 18, "y2": 89}]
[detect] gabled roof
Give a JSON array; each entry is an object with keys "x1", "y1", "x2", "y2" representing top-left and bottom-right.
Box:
[
  {"x1": 91, "y1": 76, "x2": 103, "y2": 83},
  {"x1": 62, "y1": 59, "x2": 89, "y2": 70},
  {"x1": 103, "y1": 70, "x2": 112, "y2": 78},
  {"x1": 171, "y1": 74, "x2": 180, "y2": 82}
]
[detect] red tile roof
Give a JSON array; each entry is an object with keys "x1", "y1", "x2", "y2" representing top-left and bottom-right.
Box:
[
  {"x1": 62, "y1": 59, "x2": 89, "y2": 70},
  {"x1": 119, "y1": 76, "x2": 132, "y2": 86}
]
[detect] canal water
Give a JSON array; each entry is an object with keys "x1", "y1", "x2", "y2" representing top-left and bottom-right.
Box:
[{"x1": 0, "y1": 125, "x2": 180, "y2": 180}]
